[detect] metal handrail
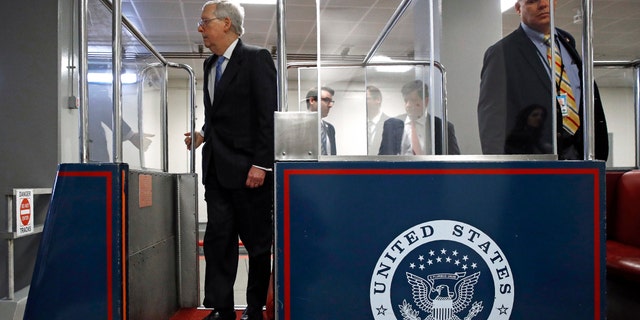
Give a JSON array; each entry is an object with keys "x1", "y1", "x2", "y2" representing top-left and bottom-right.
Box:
[
  {"x1": 167, "y1": 62, "x2": 198, "y2": 174},
  {"x1": 594, "y1": 60, "x2": 640, "y2": 68},
  {"x1": 83, "y1": 0, "x2": 197, "y2": 173},
  {"x1": 2, "y1": 189, "x2": 52, "y2": 301},
  {"x1": 363, "y1": 0, "x2": 414, "y2": 64}
]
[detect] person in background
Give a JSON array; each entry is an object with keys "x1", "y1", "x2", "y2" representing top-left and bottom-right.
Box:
[
  {"x1": 366, "y1": 85, "x2": 391, "y2": 155},
  {"x1": 184, "y1": 1, "x2": 276, "y2": 319},
  {"x1": 378, "y1": 80, "x2": 460, "y2": 155},
  {"x1": 88, "y1": 84, "x2": 153, "y2": 162},
  {"x1": 505, "y1": 104, "x2": 552, "y2": 155},
  {"x1": 306, "y1": 86, "x2": 337, "y2": 155},
  {"x1": 477, "y1": 0, "x2": 608, "y2": 160}
]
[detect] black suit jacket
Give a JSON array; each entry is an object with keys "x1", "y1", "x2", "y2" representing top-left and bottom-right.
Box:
[
  {"x1": 323, "y1": 120, "x2": 337, "y2": 155},
  {"x1": 378, "y1": 115, "x2": 461, "y2": 155},
  {"x1": 201, "y1": 39, "x2": 277, "y2": 188},
  {"x1": 477, "y1": 26, "x2": 608, "y2": 160}
]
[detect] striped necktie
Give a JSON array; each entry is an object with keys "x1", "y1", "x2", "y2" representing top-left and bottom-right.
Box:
[
  {"x1": 320, "y1": 122, "x2": 328, "y2": 155},
  {"x1": 544, "y1": 34, "x2": 580, "y2": 135},
  {"x1": 215, "y1": 56, "x2": 225, "y2": 86}
]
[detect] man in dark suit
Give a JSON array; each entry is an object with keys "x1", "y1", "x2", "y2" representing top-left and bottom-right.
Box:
[
  {"x1": 378, "y1": 80, "x2": 461, "y2": 155},
  {"x1": 305, "y1": 86, "x2": 337, "y2": 155},
  {"x1": 184, "y1": 1, "x2": 276, "y2": 319},
  {"x1": 477, "y1": 0, "x2": 608, "y2": 160}
]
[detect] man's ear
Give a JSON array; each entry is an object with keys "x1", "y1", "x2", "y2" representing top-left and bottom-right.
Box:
[
  {"x1": 223, "y1": 16, "x2": 232, "y2": 32},
  {"x1": 515, "y1": 1, "x2": 521, "y2": 15}
]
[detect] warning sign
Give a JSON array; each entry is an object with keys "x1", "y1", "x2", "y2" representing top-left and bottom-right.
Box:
[{"x1": 15, "y1": 189, "x2": 34, "y2": 237}]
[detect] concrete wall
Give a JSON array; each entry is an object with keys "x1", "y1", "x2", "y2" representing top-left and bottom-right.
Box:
[
  {"x1": 441, "y1": 0, "x2": 503, "y2": 155},
  {"x1": 0, "y1": 0, "x2": 67, "y2": 302}
]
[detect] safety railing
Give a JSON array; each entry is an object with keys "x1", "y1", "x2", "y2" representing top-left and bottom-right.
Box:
[
  {"x1": 1, "y1": 188, "x2": 51, "y2": 300},
  {"x1": 85, "y1": 0, "x2": 197, "y2": 173}
]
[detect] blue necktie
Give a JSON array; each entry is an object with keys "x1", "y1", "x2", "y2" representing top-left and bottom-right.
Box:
[{"x1": 215, "y1": 56, "x2": 225, "y2": 85}]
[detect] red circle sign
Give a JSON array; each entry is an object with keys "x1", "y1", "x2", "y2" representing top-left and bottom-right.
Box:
[{"x1": 20, "y1": 198, "x2": 31, "y2": 226}]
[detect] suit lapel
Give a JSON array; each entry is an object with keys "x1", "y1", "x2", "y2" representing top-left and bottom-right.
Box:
[
  {"x1": 214, "y1": 39, "x2": 244, "y2": 105},
  {"x1": 203, "y1": 55, "x2": 216, "y2": 107},
  {"x1": 557, "y1": 29, "x2": 582, "y2": 75},
  {"x1": 514, "y1": 27, "x2": 551, "y2": 93}
]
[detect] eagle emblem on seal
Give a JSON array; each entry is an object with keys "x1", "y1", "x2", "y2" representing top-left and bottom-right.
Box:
[{"x1": 401, "y1": 271, "x2": 484, "y2": 320}]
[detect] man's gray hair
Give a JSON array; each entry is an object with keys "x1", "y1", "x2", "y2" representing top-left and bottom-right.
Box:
[{"x1": 202, "y1": 0, "x2": 245, "y2": 36}]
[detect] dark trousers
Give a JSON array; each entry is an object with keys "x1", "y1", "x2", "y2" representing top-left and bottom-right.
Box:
[{"x1": 202, "y1": 173, "x2": 273, "y2": 310}]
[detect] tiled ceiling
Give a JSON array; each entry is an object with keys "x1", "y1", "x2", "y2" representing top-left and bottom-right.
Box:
[
  {"x1": 97, "y1": 0, "x2": 639, "y2": 85},
  {"x1": 503, "y1": 0, "x2": 640, "y2": 61}
]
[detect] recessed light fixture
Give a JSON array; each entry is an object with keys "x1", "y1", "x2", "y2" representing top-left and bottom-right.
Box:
[
  {"x1": 371, "y1": 56, "x2": 412, "y2": 73},
  {"x1": 88, "y1": 72, "x2": 138, "y2": 84}
]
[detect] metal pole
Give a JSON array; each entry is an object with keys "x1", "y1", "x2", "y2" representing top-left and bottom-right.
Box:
[
  {"x1": 161, "y1": 66, "x2": 169, "y2": 172},
  {"x1": 112, "y1": 0, "x2": 123, "y2": 162},
  {"x1": 363, "y1": 0, "x2": 413, "y2": 64},
  {"x1": 582, "y1": 0, "x2": 595, "y2": 160},
  {"x1": 79, "y1": 0, "x2": 89, "y2": 163},
  {"x1": 6, "y1": 196, "x2": 14, "y2": 300},
  {"x1": 99, "y1": 0, "x2": 168, "y2": 65},
  {"x1": 277, "y1": 0, "x2": 288, "y2": 112},
  {"x1": 550, "y1": 0, "x2": 558, "y2": 158},
  {"x1": 165, "y1": 63, "x2": 198, "y2": 174},
  {"x1": 137, "y1": 68, "x2": 146, "y2": 169},
  {"x1": 635, "y1": 65, "x2": 640, "y2": 168}
]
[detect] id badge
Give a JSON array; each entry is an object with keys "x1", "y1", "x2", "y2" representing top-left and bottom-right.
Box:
[{"x1": 556, "y1": 94, "x2": 569, "y2": 117}]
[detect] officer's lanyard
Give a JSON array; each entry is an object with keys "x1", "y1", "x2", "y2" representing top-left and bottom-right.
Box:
[{"x1": 536, "y1": 36, "x2": 566, "y2": 95}]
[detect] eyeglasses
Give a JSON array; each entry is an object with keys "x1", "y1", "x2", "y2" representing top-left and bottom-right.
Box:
[
  {"x1": 321, "y1": 97, "x2": 335, "y2": 104},
  {"x1": 197, "y1": 17, "x2": 221, "y2": 28}
]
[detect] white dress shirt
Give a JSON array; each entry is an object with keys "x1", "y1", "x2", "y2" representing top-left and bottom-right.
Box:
[{"x1": 400, "y1": 115, "x2": 431, "y2": 155}]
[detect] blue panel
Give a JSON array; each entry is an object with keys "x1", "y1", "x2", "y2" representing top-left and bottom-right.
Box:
[
  {"x1": 275, "y1": 161, "x2": 605, "y2": 320},
  {"x1": 25, "y1": 163, "x2": 128, "y2": 320}
]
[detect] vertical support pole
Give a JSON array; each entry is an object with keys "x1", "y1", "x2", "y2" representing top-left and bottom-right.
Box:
[
  {"x1": 635, "y1": 65, "x2": 640, "y2": 168},
  {"x1": 79, "y1": 0, "x2": 89, "y2": 163},
  {"x1": 277, "y1": 0, "x2": 288, "y2": 112},
  {"x1": 162, "y1": 66, "x2": 169, "y2": 172},
  {"x1": 582, "y1": 0, "x2": 595, "y2": 160},
  {"x1": 5, "y1": 196, "x2": 14, "y2": 300},
  {"x1": 112, "y1": 0, "x2": 123, "y2": 162}
]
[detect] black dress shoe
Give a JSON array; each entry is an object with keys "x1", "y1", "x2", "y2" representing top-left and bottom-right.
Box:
[{"x1": 203, "y1": 309, "x2": 235, "y2": 320}]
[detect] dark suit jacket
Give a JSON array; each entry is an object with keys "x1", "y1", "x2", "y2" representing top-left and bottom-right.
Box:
[
  {"x1": 378, "y1": 115, "x2": 461, "y2": 155},
  {"x1": 201, "y1": 39, "x2": 277, "y2": 188},
  {"x1": 477, "y1": 26, "x2": 608, "y2": 160},
  {"x1": 323, "y1": 120, "x2": 337, "y2": 155}
]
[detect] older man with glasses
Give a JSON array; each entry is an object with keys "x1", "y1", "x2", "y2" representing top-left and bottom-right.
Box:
[{"x1": 184, "y1": 1, "x2": 276, "y2": 319}]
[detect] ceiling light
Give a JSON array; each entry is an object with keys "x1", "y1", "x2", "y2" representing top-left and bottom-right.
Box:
[
  {"x1": 88, "y1": 72, "x2": 138, "y2": 84},
  {"x1": 370, "y1": 56, "x2": 412, "y2": 73}
]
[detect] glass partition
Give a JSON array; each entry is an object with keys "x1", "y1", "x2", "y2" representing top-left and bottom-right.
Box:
[
  {"x1": 280, "y1": 0, "x2": 573, "y2": 160},
  {"x1": 595, "y1": 65, "x2": 638, "y2": 168},
  {"x1": 277, "y1": 1, "x2": 616, "y2": 161},
  {"x1": 86, "y1": 0, "x2": 164, "y2": 170}
]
